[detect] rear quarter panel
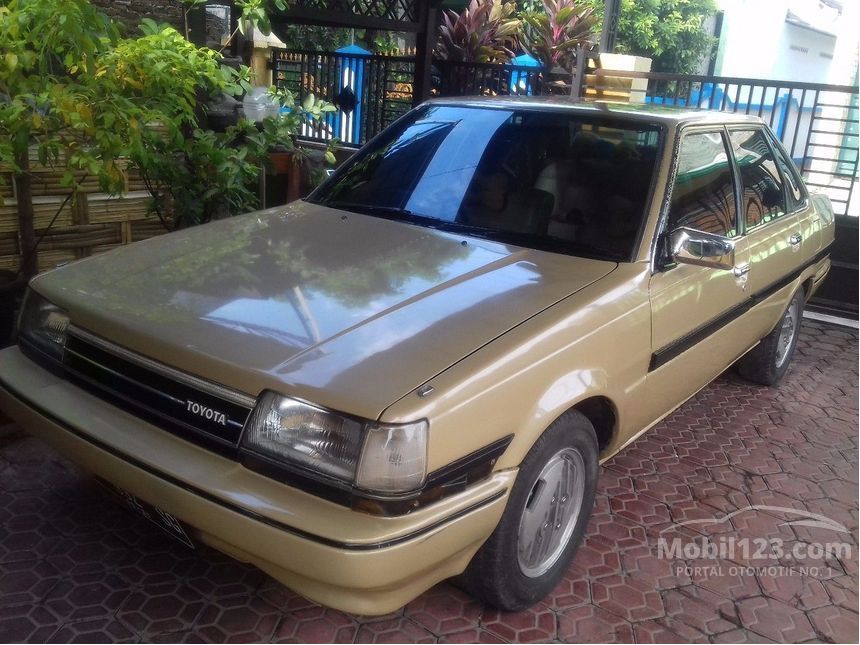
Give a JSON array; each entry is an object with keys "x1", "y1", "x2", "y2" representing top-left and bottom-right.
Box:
[{"x1": 805, "y1": 192, "x2": 837, "y2": 259}]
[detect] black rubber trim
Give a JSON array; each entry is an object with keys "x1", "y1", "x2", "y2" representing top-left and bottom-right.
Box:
[
  {"x1": 0, "y1": 376, "x2": 508, "y2": 551},
  {"x1": 239, "y1": 433, "x2": 514, "y2": 516},
  {"x1": 649, "y1": 245, "x2": 832, "y2": 372}
]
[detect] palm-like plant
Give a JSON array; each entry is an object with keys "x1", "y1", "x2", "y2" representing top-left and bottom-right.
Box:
[
  {"x1": 521, "y1": 0, "x2": 597, "y2": 71},
  {"x1": 435, "y1": 0, "x2": 521, "y2": 63}
]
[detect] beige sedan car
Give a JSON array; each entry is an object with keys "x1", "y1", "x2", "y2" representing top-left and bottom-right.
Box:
[{"x1": 0, "y1": 98, "x2": 834, "y2": 614}]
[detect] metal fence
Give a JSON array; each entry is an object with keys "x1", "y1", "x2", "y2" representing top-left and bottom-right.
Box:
[
  {"x1": 432, "y1": 60, "x2": 571, "y2": 97},
  {"x1": 587, "y1": 70, "x2": 859, "y2": 219},
  {"x1": 270, "y1": 51, "x2": 577, "y2": 145},
  {"x1": 270, "y1": 50, "x2": 858, "y2": 220},
  {"x1": 270, "y1": 49, "x2": 415, "y2": 146},
  {"x1": 424, "y1": 62, "x2": 858, "y2": 218}
]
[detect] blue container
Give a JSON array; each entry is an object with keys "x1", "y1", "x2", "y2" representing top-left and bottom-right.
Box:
[
  {"x1": 334, "y1": 44, "x2": 372, "y2": 144},
  {"x1": 507, "y1": 54, "x2": 540, "y2": 96}
]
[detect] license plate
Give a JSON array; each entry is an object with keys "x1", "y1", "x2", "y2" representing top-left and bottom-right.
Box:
[{"x1": 100, "y1": 480, "x2": 195, "y2": 549}]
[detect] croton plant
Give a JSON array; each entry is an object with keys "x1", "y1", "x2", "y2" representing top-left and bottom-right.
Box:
[{"x1": 435, "y1": 0, "x2": 521, "y2": 63}]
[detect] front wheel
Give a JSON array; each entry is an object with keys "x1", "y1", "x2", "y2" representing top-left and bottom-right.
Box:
[
  {"x1": 462, "y1": 411, "x2": 598, "y2": 611},
  {"x1": 736, "y1": 289, "x2": 804, "y2": 385}
]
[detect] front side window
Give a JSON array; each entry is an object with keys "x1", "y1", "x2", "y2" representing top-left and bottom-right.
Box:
[
  {"x1": 311, "y1": 105, "x2": 662, "y2": 261},
  {"x1": 668, "y1": 131, "x2": 738, "y2": 238},
  {"x1": 728, "y1": 129, "x2": 786, "y2": 229}
]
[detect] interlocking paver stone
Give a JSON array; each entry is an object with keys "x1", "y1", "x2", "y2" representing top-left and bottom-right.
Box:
[
  {"x1": 556, "y1": 604, "x2": 634, "y2": 643},
  {"x1": 0, "y1": 318, "x2": 854, "y2": 643},
  {"x1": 737, "y1": 596, "x2": 817, "y2": 642},
  {"x1": 481, "y1": 604, "x2": 556, "y2": 642},
  {"x1": 271, "y1": 606, "x2": 357, "y2": 643},
  {"x1": 354, "y1": 616, "x2": 435, "y2": 643},
  {"x1": 806, "y1": 605, "x2": 860, "y2": 644}
]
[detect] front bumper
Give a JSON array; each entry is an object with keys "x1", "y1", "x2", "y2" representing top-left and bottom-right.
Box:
[{"x1": 0, "y1": 346, "x2": 514, "y2": 615}]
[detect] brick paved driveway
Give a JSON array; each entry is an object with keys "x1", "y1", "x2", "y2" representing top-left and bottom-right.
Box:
[{"x1": 0, "y1": 319, "x2": 857, "y2": 643}]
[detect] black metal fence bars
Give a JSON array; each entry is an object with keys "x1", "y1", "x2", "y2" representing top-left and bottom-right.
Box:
[
  {"x1": 270, "y1": 49, "x2": 858, "y2": 222},
  {"x1": 588, "y1": 69, "x2": 859, "y2": 220},
  {"x1": 271, "y1": 49, "x2": 415, "y2": 146}
]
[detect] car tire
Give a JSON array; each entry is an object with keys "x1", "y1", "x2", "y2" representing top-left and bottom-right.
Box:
[
  {"x1": 461, "y1": 410, "x2": 598, "y2": 611},
  {"x1": 736, "y1": 289, "x2": 804, "y2": 386}
]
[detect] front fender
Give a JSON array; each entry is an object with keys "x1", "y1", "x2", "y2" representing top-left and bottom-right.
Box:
[{"x1": 379, "y1": 265, "x2": 652, "y2": 474}]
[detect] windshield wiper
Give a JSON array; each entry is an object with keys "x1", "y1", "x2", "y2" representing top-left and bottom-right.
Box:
[
  {"x1": 324, "y1": 202, "x2": 413, "y2": 218},
  {"x1": 321, "y1": 200, "x2": 624, "y2": 261}
]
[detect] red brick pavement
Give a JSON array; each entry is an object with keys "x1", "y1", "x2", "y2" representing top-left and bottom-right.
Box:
[{"x1": 0, "y1": 320, "x2": 857, "y2": 643}]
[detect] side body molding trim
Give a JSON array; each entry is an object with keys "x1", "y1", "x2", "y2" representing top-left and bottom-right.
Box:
[{"x1": 649, "y1": 245, "x2": 831, "y2": 372}]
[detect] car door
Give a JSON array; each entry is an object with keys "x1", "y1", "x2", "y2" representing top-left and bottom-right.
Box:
[
  {"x1": 765, "y1": 128, "x2": 823, "y2": 264},
  {"x1": 646, "y1": 128, "x2": 756, "y2": 413},
  {"x1": 726, "y1": 127, "x2": 803, "y2": 337}
]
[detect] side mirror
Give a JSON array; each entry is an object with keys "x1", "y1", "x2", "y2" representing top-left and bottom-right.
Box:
[{"x1": 669, "y1": 227, "x2": 735, "y2": 270}]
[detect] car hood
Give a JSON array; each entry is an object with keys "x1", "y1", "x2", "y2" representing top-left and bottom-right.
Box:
[{"x1": 32, "y1": 201, "x2": 616, "y2": 419}]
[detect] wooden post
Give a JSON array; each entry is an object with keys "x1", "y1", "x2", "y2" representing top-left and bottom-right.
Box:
[
  {"x1": 600, "y1": 0, "x2": 621, "y2": 53},
  {"x1": 413, "y1": 0, "x2": 440, "y2": 106},
  {"x1": 187, "y1": 3, "x2": 207, "y2": 46},
  {"x1": 14, "y1": 150, "x2": 37, "y2": 278},
  {"x1": 570, "y1": 44, "x2": 586, "y2": 99},
  {"x1": 287, "y1": 159, "x2": 302, "y2": 203}
]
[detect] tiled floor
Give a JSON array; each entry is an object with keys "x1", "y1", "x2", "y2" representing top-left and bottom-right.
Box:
[{"x1": 0, "y1": 319, "x2": 857, "y2": 643}]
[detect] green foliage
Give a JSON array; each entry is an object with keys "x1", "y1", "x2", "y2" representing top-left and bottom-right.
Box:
[
  {"x1": 0, "y1": 0, "x2": 337, "y2": 235},
  {"x1": 0, "y1": 0, "x2": 244, "y2": 196},
  {"x1": 277, "y1": 25, "x2": 356, "y2": 51},
  {"x1": 235, "y1": 0, "x2": 288, "y2": 36},
  {"x1": 592, "y1": 0, "x2": 717, "y2": 74},
  {"x1": 136, "y1": 120, "x2": 268, "y2": 226},
  {"x1": 520, "y1": 0, "x2": 598, "y2": 70},
  {"x1": 435, "y1": 0, "x2": 521, "y2": 63},
  {"x1": 138, "y1": 87, "x2": 338, "y2": 229},
  {"x1": 372, "y1": 33, "x2": 401, "y2": 55},
  {"x1": 1, "y1": 0, "x2": 122, "y2": 190}
]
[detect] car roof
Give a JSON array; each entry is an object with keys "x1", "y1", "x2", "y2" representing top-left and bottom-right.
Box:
[{"x1": 423, "y1": 96, "x2": 764, "y2": 126}]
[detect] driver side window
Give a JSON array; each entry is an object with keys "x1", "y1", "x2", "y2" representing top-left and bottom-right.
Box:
[{"x1": 668, "y1": 131, "x2": 739, "y2": 238}]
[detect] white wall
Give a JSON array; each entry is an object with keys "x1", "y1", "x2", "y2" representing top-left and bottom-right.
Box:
[{"x1": 715, "y1": 0, "x2": 856, "y2": 84}]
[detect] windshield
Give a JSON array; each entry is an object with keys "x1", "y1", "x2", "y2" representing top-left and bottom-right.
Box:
[{"x1": 309, "y1": 104, "x2": 662, "y2": 261}]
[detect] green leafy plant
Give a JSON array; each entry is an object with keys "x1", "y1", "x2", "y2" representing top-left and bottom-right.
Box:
[
  {"x1": 136, "y1": 85, "x2": 337, "y2": 229},
  {"x1": 0, "y1": 0, "x2": 154, "y2": 277},
  {"x1": 520, "y1": 0, "x2": 598, "y2": 71},
  {"x1": 588, "y1": 0, "x2": 717, "y2": 74},
  {"x1": 372, "y1": 33, "x2": 401, "y2": 55},
  {"x1": 0, "y1": 0, "x2": 336, "y2": 276},
  {"x1": 277, "y1": 25, "x2": 357, "y2": 51},
  {"x1": 435, "y1": 0, "x2": 521, "y2": 63}
]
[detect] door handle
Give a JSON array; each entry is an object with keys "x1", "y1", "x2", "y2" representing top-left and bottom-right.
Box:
[
  {"x1": 733, "y1": 263, "x2": 751, "y2": 278},
  {"x1": 789, "y1": 233, "x2": 802, "y2": 246}
]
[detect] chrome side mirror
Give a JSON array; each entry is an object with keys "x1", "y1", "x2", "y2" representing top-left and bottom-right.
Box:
[{"x1": 669, "y1": 227, "x2": 735, "y2": 270}]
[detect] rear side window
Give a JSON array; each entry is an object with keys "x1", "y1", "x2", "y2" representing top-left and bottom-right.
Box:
[
  {"x1": 767, "y1": 131, "x2": 806, "y2": 210},
  {"x1": 728, "y1": 129, "x2": 786, "y2": 229},
  {"x1": 669, "y1": 131, "x2": 738, "y2": 238}
]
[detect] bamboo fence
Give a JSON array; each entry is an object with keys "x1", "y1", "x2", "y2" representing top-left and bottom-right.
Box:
[{"x1": 0, "y1": 160, "x2": 169, "y2": 274}]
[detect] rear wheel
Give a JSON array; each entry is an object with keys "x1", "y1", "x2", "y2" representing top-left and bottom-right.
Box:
[
  {"x1": 737, "y1": 289, "x2": 804, "y2": 385},
  {"x1": 462, "y1": 411, "x2": 598, "y2": 611}
]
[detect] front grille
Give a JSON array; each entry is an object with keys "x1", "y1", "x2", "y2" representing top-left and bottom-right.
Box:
[{"x1": 62, "y1": 327, "x2": 255, "y2": 453}]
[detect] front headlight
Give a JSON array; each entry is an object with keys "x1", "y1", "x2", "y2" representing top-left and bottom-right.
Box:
[
  {"x1": 17, "y1": 288, "x2": 69, "y2": 361},
  {"x1": 241, "y1": 391, "x2": 428, "y2": 494}
]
